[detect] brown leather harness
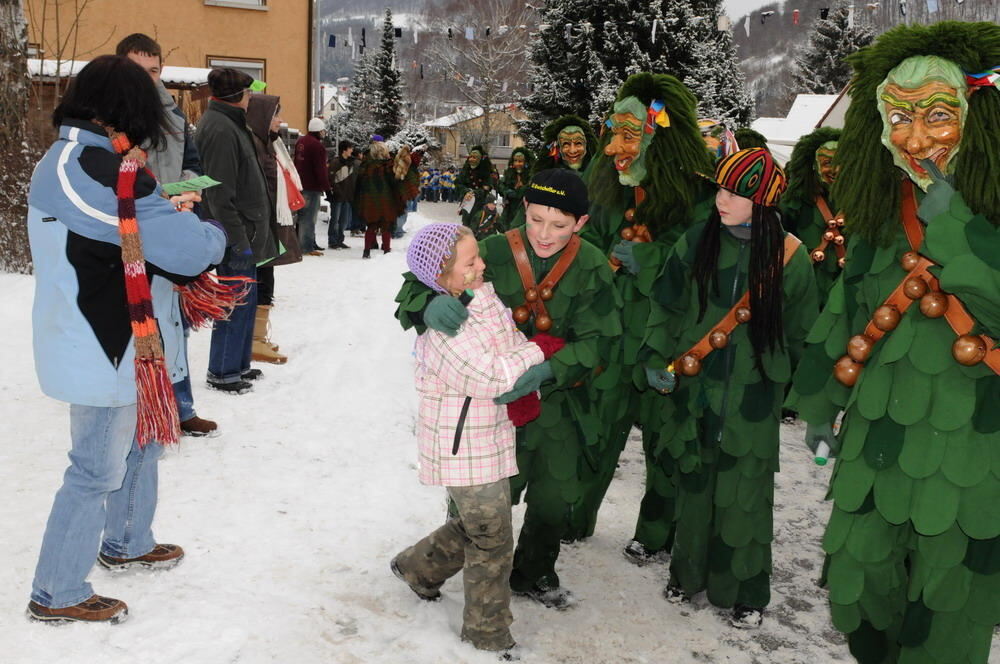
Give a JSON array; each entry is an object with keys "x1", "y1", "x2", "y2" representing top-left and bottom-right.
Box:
[
  {"x1": 810, "y1": 195, "x2": 847, "y2": 265},
  {"x1": 506, "y1": 229, "x2": 581, "y2": 326}
]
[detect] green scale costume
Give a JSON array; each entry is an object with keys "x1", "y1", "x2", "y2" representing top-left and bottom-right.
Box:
[
  {"x1": 395, "y1": 228, "x2": 621, "y2": 592},
  {"x1": 497, "y1": 147, "x2": 534, "y2": 232},
  {"x1": 786, "y1": 22, "x2": 1000, "y2": 664},
  {"x1": 781, "y1": 127, "x2": 846, "y2": 302},
  {"x1": 645, "y1": 221, "x2": 819, "y2": 609},
  {"x1": 454, "y1": 144, "x2": 500, "y2": 231},
  {"x1": 507, "y1": 116, "x2": 598, "y2": 229},
  {"x1": 575, "y1": 73, "x2": 716, "y2": 548}
]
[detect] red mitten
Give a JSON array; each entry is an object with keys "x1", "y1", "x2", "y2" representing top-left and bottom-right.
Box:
[
  {"x1": 506, "y1": 393, "x2": 541, "y2": 427},
  {"x1": 530, "y1": 333, "x2": 566, "y2": 359}
]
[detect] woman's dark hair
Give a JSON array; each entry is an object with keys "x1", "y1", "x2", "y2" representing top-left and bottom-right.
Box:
[
  {"x1": 338, "y1": 139, "x2": 354, "y2": 153},
  {"x1": 53, "y1": 55, "x2": 168, "y2": 151},
  {"x1": 692, "y1": 206, "x2": 786, "y2": 378}
]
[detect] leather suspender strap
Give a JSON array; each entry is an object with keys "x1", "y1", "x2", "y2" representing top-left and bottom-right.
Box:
[
  {"x1": 505, "y1": 230, "x2": 582, "y2": 320},
  {"x1": 899, "y1": 181, "x2": 1000, "y2": 375},
  {"x1": 813, "y1": 195, "x2": 846, "y2": 261},
  {"x1": 675, "y1": 234, "x2": 802, "y2": 368}
]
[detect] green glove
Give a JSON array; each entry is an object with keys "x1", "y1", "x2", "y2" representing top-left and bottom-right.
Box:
[
  {"x1": 805, "y1": 421, "x2": 839, "y2": 456},
  {"x1": 917, "y1": 158, "x2": 957, "y2": 224},
  {"x1": 645, "y1": 366, "x2": 676, "y2": 394},
  {"x1": 424, "y1": 294, "x2": 468, "y2": 337},
  {"x1": 494, "y1": 361, "x2": 554, "y2": 404},
  {"x1": 611, "y1": 240, "x2": 640, "y2": 275}
]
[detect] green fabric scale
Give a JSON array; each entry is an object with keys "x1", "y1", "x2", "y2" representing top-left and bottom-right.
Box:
[
  {"x1": 394, "y1": 229, "x2": 622, "y2": 590},
  {"x1": 787, "y1": 185, "x2": 1000, "y2": 663},
  {"x1": 574, "y1": 195, "x2": 714, "y2": 548},
  {"x1": 646, "y1": 222, "x2": 820, "y2": 609},
  {"x1": 781, "y1": 195, "x2": 845, "y2": 303}
]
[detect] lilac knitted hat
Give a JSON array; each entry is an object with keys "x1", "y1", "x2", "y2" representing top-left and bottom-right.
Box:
[{"x1": 406, "y1": 223, "x2": 465, "y2": 293}]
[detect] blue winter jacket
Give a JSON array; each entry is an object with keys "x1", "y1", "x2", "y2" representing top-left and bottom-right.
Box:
[{"x1": 27, "y1": 120, "x2": 227, "y2": 407}]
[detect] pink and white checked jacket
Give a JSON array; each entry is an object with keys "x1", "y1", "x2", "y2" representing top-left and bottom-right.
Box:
[{"x1": 413, "y1": 282, "x2": 545, "y2": 487}]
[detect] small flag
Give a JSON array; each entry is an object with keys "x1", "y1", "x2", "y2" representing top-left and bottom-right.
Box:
[
  {"x1": 361, "y1": 28, "x2": 366, "y2": 47},
  {"x1": 465, "y1": 26, "x2": 474, "y2": 40},
  {"x1": 564, "y1": 23, "x2": 572, "y2": 39},
  {"x1": 760, "y1": 10, "x2": 775, "y2": 24},
  {"x1": 394, "y1": 27, "x2": 402, "y2": 38},
  {"x1": 502, "y1": 80, "x2": 508, "y2": 92},
  {"x1": 900, "y1": 0, "x2": 907, "y2": 16},
  {"x1": 348, "y1": 27, "x2": 353, "y2": 46},
  {"x1": 793, "y1": 9, "x2": 800, "y2": 24},
  {"x1": 249, "y1": 80, "x2": 267, "y2": 92},
  {"x1": 820, "y1": 7, "x2": 830, "y2": 18},
  {"x1": 743, "y1": 15, "x2": 750, "y2": 36},
  {"x1": 925, "y1": 0, "x2": 938, "y2": 9},
  {"x1": 448, "y1": 27, "x2": 453, "y2": 39},
  {"x1": 467, "y1": 75, "x2": 475, "y2": 87},
  {"x1": 420, "y1": 64, "x2": 424, "y2": 79},
  {"x1": 413, "y1": 28, "x2": 419, "y2": 43},
  {"x1": 651, "y1": 18, "x2": 658, "y2": 42},
  {"x1": 847, "y1": 5, "x2": 855, "y2": 28},
  {"x1": 328, "y1": 34, "x2": 336, "y2": 47},
  {"x1": 718, "y1": 15, "x2": 732, "y2": 30}
]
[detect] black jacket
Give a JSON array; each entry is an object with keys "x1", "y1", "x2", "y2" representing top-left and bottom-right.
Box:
[{"x1": 195, "y1": 100, "x2": 277, "y2": 262}]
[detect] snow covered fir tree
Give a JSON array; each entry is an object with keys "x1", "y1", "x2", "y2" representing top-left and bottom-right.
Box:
[
  {"x1": 370, "y1": 7, "x2": 404, "y2": 138},
  {"x1": 791, "y1": 4, "x2": 875, "y2": 95}
]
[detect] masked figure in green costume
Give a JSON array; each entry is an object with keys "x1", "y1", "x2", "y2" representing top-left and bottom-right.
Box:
[
  {"x1": 787, "y1": 22, "x2": 1000, "y2": 664},
  {"x1": 455, "y1": 145, "x2": 499, "y2": 229},
  {"x1": 498, "y1": 147, "x2": 534, "y2": 231},
  {"x1": 395, "y1": 169, "x2": 621, "y2": 610},
  {"x1": 576, "y1": 73, "x2": 716, "y2": 559},
  {"x1": 643, "y1": 148, "x2": 819, "y2": 628},
  {"x1": 782, "y1": 127, "x2": 846, "y2": 302},
  {"x1": 733, "y1": 127, "x2": 770, "y2": 152}
]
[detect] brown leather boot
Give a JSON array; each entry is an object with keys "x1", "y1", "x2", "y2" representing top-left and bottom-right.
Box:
[
  {"x1": 251, "y1": 305, "x2": 287, "y2": 364},
  {"x1": 180, "y1": 416, "x2": 219, "y2": 438},
  {"x1": 27, "y1": 594, "x2": 128, "y2": 624},
  {"x1": 97, "y1": 543, "x2": 185, "y2": 571}
]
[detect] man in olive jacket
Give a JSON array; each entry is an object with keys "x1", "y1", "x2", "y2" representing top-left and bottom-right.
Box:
[{"x1": 195, "y1": 68, "x2": 277, "y2": 394}]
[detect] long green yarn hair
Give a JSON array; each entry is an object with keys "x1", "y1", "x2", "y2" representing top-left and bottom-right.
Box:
[
  {"x1": 460, "y1": 144, "x2": 497, "y2": 182},
  {"x1": 503, "y1": 146, "x2": 535, "y2": 178},
  {"x1": 586, "y1": 73, "x2": 714, "y2": 237},
  {"x1": 783, "y1": 127, "x2": 842, "y2": 212},
  {"x1": 531, "y1": 114, "x2": 598, "y2": 175},
  {"x1": 734, "y1": 127, "x2": 770, "y2": 151},
  {"x1": 833, "y1": 21, "x2": 1000, "y2": 247}
]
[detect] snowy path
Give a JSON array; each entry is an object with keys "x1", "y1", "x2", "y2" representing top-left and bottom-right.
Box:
[{"x1": 1, "y1": 203, "x2": 993, "y2": 663}]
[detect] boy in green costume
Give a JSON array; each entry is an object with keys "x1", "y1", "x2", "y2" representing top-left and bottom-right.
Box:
[
  {"x1": 577, "y1": 73, "x2": 716, "y2": 558},
  {"x1": 395, "y1": 169, "x2": 621, "y2": 609},
  {"x1": 455, "y1": 145, "x2": 499, "y2": 229},
  {"x1": 788, "y1": 22, "x2": 1000, "y2": 664},
  {"x1": 781, "y1": 126, "x2": 846, "y2": 302},
  {"x1": 498, "y1": 147, "x2": 534, "y2": 231},
  {"x1": 644, "y1": 148, "x2": 819, "y2": 628}
]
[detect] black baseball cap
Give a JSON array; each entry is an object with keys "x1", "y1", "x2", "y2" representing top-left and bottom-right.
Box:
[{"x1": 523, "y1": 168, "x2": 589, "y2": 217}]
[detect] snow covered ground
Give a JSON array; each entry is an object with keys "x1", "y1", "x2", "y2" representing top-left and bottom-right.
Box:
[{"x1": 1, "y1": 202, "x2": 994, "y2": 664}]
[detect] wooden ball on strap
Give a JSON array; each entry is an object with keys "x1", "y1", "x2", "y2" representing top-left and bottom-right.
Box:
[
  {"x1": 823, "y1": 230, "x2": 836, "y2": 242},
  {"x1": 834, "y1": 355, "x2": 862, "y2": 387},
  {"x1": 513, "y1": 306, "x2": 531, "y2": 324},
  {"x1": 621, "y1": 226, "x2": 636, "y2": 241},
  {"x1": 535, "y1": 314, "x2": 553, "y2": 332},
  {"x1": 837, "y1": 257, "x2": 846, "y2": 268},
  {"x1": 539, "y1": 287, "x2": 554, "y2": 301},
  {"x1": 903, "y1": 276, "x2": 928, "y2": 300},
  {"x1": 919, "y1": 292, "x2": 948, "y2": 318},
  {"x1": 624, "y1": 208, "x2": 636, "y2": 223},
  {"x1": 836, "y1": 218, "x2": 845, "y2": 228},
  {"x1": 709, "y1": 329, "x2": 729, "y2": 350},
  {"x1": 811, "y1": 249, "x2": 826, "y2": 263},
  {"x1": 952, "y1": 334, "x2": 987, "y2": 366},
  {"x1": 826, "y1": 218, "x2": 839, "y2": 229},
  {"x1": 847, "y1": 334, "x2": 874, "y2": 363},
  {"x1": 735, "y1": 307, "x2": 752, "y2": 324},
  {"x1": 834, "y1": 234, "x2": 845, "y2": 246},
  {"x1": 678, "y1": 354, "x2": 702, "y2": 377},
  {"x1": 900, "y1": 251, "x2": 921, "y2": 272},
  {"x1": 872, "y1": 304, "x2": 901, "y2": 332},
  {"x1": 525, "y1": 288, "x2": 539, "y2": 303}
]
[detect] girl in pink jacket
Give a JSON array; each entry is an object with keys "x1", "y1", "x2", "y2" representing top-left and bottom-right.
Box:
[{"x1": 392, "y1": 223, "x2": 544, "y2": 658}]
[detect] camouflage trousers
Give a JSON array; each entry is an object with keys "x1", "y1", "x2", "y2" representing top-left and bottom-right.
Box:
[{"x1": 395, "y1": 480, "x2": 515, "y2": 651}]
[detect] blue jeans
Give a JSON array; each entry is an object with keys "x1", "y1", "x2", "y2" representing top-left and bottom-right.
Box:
[
  {"x1": 348, "y1": 202, "x2": 363, "y2": 232},
  {"x1": 31, "y1": 404, "x2": 162, "y2": 608},
  {"x1": 296, "y1": 190, "x2": 323, "y2": 252},
  {"x1": 207, "y1": 263, "x2": 257, "y2": 384},
  {"x1": 328, "y1": 200, "x2": 349, "y2": 246}
]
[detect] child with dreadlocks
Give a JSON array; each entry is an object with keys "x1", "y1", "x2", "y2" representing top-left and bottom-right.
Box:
[
  {"x1": 390, "y1": 222, "x2": 551, "y2": 658},
  {"x1": 644, "y1": 148, "x2": 819, "y2": 628}
]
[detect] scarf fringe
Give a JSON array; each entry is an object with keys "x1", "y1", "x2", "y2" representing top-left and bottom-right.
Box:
[
  {"x1": 135, "y1": 356, "x2": 180, "y2": 447},
  {"x1": 177, "y1": 273, "x2": 254, "y2": 329}
]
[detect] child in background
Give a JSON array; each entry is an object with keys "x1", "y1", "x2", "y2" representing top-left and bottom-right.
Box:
[{"x1": 391, "y1": 223, "x2": 547, "y2": 658}]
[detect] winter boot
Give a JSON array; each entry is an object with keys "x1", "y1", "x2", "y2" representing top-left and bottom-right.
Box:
[
  {"x1": 513, "y1": 581, "x2": 576, "y2": 610},
  {"x1": 381, "y1": 230, "x2": 392, "y2": 254},
  {"x1": 98, "y1": 543, "x2": 185, "y2": 571},
  {"x1": 622, "y1": 540, "x2": 667, "y2": 566},
  {"x1": 390, "y1": 556, "x2": 442, "y2": 601},
  {"x1": 251, "y1": 305, "x2": 287, "y2": 364},
  {"x1": 730, "y1": 605, "x2": 764, "y2": 629},
  {"x1": 27, "y1": 595, "x2": 128, "y2": 624},
  {"x1": 180, "y1": 416, "x2": 219, "y2": 438}
]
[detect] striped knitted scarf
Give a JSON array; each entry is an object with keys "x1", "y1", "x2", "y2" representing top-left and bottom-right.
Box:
[{"x1": 109, "y1": 131, "x2": 180, "y2": 446}]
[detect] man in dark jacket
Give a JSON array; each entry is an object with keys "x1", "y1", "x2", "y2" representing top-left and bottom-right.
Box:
[
  {"x1": 326, "y1": 139, "x2": 357, "y2": 249},
  {"x1": 293, "y1": 117, "x2": 331, "y2": 255},
  {"x1": 195, "y1": 68, "x2": 277, "y2": 394}
]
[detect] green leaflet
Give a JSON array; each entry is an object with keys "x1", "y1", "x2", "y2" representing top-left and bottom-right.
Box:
[
  {"x1": 858, "y1": 589, "x2": 896, "y2": 631},
  {"x1": 720, "y1": 500, "x2": 754, "y2": 549},
  {"x1": 962, "y1": 535, "x2": 1000, "y2": 576},
  {"x1": 863, "y1": 416, "x2": 905, "y2": 471},
  {"x1": 957, "y1": 473, "x2": 1000, "y2": 539},
  {"x1": 874, "y1": 463, "x2": 913, "y2": 525},
  {"x1": 921, "y1": 601, "x2": 973, "y2": 662},
  {"x1": 937, "y1": 255, "x2": 1000, "y2": 337},
  {"x1": 898, "y1": 420, "x2": 947, "y2": 480},
  {"x1": 878, "y1": 313, "x2": 916, "y2": 365},
  {"x1": 907, "y1": 321, "x2": 957, "y2": 376},
  {"x1": 730, "y1": 542, "x2": 765, "y2": 581},
  {"x1": 887, "y1": 356, "x2": 932, "y2": 426},
  {"x1": 964, "y1": 568, "x2": 1000, "y2": 626},
  {"x1": 973, "y1": 377, "x2": 1000, "y2": 435},
  {"x1": 840, "y1": 415, "x2": 871, "y2": 462},
  {"x1": 965, "y1": 212, "x2": 1000, "y2": 272},
  {"x1": 857, "y1": 364, "x2": 892, "y2": 421},
  {"x1": 917, "y1": 523, "x2": 968, "y2": 569},
  {"x1": 830, "y1": 600, "x2": 862, "y2": 633},
  {"x1": 929, "y1": 365, "x2": 976, "y2": 433},
  {"x1": 832, "y1": 457, "x2": 876, "y2": 512},
  {"x1": 909, "y1": 471, "x2": 960, "y2": 537},
  {"x1": 824, "y1": 505, "x2": 853, "y2": 554},
  {"x1": 827, "y1": 551, "x2": 866, "y2": 605},
  {"x1": 921, "y1": 561, "x2": 973, "y2": 613},
  {"x1": 940, "y1": 427, "x2": 991, "y2": 488},
  {"x1": 845, "y1": 509, "x2": 896, "y2": 564}
]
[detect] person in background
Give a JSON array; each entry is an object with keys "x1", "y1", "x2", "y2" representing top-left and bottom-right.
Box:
[
  {"x1": 116, "y1": 32, "x2": 219, "y2": 438},
  {"x1": 293, "y1": 117, "x2": 331, "y2": 256},
  {"x1": 196, "y1": 68, "x2": 278, "y2": 394},
  {"x1": 326, "y1": 139, "x2": 357, "y2": 250},
  {"x1": 25, "y1": 55, "x2": 226, "y2": 624}
]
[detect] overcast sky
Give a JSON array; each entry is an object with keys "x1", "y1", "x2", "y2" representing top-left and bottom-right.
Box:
[{"x1": 724, "y1": 0, "x2": 782, "y2": 18}]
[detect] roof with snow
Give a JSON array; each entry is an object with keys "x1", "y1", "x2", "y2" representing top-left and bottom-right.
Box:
[
  {"x1": 750, "y1": 93, "x2": 840, "y2": 164},
  {"x1": 423, "y1": 104, "x2": 522, "y2": 129},
  {"x1": 29, "y1": 58, "x2": 212, "y2": 88}
]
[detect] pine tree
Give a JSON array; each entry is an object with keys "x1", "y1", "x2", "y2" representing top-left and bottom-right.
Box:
[
  {"x1": 338, "y1": 52, "x2": 378, "y2": 143},
  {"x1": 369, "y1": 8, "x2": 404, "y2": 138},
  {"x1": 792, "y1": 4, "x2": 875, "y2": 95},
  {"x1": 0, "y1": 0, "x2": 32, "y2": 272},
  {"x1": 682, "y1": 6, "x2": 755, "y2": 128}
]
